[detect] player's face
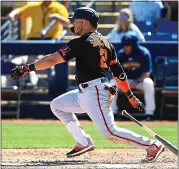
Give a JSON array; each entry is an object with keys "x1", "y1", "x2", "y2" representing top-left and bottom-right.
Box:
[
  {"x1": 124, "y1": 44, "x2": 132, "y2": 55},
  {"x1": 72, "y1": 19, "x2": 85, "y2": 35}
]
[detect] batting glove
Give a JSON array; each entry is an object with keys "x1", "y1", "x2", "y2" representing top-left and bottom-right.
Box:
[
  {"x1": 10, "y1": 65, "x2": 30, "y2": 80},
  {"x1": 128, "y1": 95, "x2": 145, "y2": 111}
]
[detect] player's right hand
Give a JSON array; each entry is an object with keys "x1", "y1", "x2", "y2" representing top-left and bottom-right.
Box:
[
  {"x1": 10, "y1": 65, "x2": 30, "y2": 80},
  {"x1": 128, "y1": 95, "x2": 145, "y2": 111}
]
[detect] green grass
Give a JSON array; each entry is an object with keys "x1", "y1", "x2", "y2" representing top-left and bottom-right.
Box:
[{"x1": 2, "y1": 122, "x2": 178, "y2": 149}]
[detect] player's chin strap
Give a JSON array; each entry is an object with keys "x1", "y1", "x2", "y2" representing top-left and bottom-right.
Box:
[{"x1": 70, "y1": 26, "x2": 75, "y2": 34}]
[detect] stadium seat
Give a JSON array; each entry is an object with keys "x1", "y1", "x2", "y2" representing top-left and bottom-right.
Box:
[
  {"x1": 160, "y1": 57, "x2": 178, "y2": 119},
  {"x1": 1, "y1": 60, "x2": 21, "y2": 118},
  {"x1": 154, "y1": 56, "x2": 168, "y2": 87},
  {"x1": 145, "y1": 33, "x2": 178, "y2": 41},
  {"x1": 134, "y1": 21, "x2": 155, "y2": 33},
  {"x1": 156, "y1": 21, "x2": 178, "y2": 34}
]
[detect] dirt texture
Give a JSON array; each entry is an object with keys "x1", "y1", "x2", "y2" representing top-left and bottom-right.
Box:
[
  {"x1": 2, "y1": 148, "x2": 178, "y2": 169},
  {"x1": 2, "y1": 120, "x2": 178, "y2": 169}
]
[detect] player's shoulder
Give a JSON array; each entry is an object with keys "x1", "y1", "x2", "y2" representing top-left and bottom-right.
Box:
[
  {"x1": 85, "y1": 31, "x2": 111, "y2": 49},
  {"x1": 68, "y1": 37, "x2": 82, "y2": 46},
  {"x1": 139, "y1": 46, "x2": 151, "y2": 55}
]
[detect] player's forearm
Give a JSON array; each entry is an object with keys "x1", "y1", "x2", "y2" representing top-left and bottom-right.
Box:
[
  {"x1": 110, "y1": 61, "x2": 133, "y2": 98},
  {"x1": 113, "y1": 76, "x2": 133, "y2": 97},
  {"x1": 29, "y1": 52, "x2": 64, "y2": 71},
  {"x1": 56, "y1": 15, "x2": 70, "y2": 26}
]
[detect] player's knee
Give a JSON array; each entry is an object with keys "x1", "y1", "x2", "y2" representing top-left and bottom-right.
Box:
[
  {"x1": 97, "y1": 126, "x2": 111, "y2": 138},
  {"x1": 100, "y1": 124, "x2": 118, "y2": 141},
  {"x1": 50, "y1": 98, "x2": 61, "y2": 113},
  {"x1": 50, "y1": 99, "x2": 56, "y2": 111},
  {"x1": 50, "y1": 99, "x2": 65, "y2": 119}
]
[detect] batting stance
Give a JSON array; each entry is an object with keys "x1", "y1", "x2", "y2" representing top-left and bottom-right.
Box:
[{"x1": 11, "y1": 7, "x2": 165, "y2": 162}]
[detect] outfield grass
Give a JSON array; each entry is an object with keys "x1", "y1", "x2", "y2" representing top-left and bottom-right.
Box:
[{"x1": 2, "y1": 122, "x2": 178, "y2": 149}]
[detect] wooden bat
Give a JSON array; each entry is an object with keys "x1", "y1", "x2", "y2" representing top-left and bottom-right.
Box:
[{"x1": 121, "y1": 110, "x2": 178, "y2": 156}]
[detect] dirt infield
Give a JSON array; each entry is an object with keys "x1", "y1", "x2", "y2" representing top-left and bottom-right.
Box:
[
  {"x1": 2, "y1": 148, "x2": 178, "y2": 169},
  {"x1": 2, "y1": 120, "x2": 178, "y2": 169}
]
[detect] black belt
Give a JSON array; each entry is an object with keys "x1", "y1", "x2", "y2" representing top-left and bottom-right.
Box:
[
  {"x1": 80, "y1": 83, "x2": 89, "y2": 89},
  {"x1": 79, "y1": 78, "x2": 108, "y2": 89}
]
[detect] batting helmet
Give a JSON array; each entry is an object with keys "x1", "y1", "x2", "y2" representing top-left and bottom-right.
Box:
[{"x1": 69, "y1": 7, "x2": 99, "y2": 28}]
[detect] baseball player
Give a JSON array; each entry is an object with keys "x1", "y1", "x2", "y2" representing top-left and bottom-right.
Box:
[{"x1": 11, "y1": 7, "x2": 165, "y2": 162}]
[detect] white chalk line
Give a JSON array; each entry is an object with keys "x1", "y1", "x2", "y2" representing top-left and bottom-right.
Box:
[{"x1": 2, "y1": 162, "x2": 178, "y2": 169}]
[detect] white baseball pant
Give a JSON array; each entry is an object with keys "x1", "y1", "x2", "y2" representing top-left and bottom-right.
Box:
[
  {"x1": 110, "y1": 78, "x2": 156, "y2": 115},
  {"x1": 50, "y1": 77, "x2": 156, "y2": 149}
]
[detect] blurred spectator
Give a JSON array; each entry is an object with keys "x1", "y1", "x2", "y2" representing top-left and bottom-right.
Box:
[
  {"x1": 110, "y1": 32, "x2": 155, "y2": 120},
  {"x1": 61, "y1": 0, "x2": 71, "y2": 10},
  {"x1": 129, "y1": 0, "x2": 164, "y2": 22},
  {"x1": 106, "y1": 8, "x2": 145, "y2": 43},
  {"x1": 8, "y1": 0, "x2": 70, "y2": 39},
  {"x1": 61, "y1": 0, "x2": 82, "y2": 12},
  {"x1": 163, "y1": 1, "x2": 178, "y2": 21},
  {"x1": 8, "y1": 0, "x2": 70, "y2": 88}
]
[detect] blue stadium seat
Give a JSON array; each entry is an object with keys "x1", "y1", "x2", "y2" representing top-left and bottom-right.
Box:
[
  {"x1": 134, "y1": 21, "x2": 155, "y2": 33},
  {"x1": 164, "y1": 57, "x2": 178, "y2": 87},
  {"x1": 156, "y1": 21, "x2": 178, "y2": 34},
  {"x1": 154, "y1": 56, "x2": 168, "y2": 87},
  {"x1": 145, "y1": 33, "x2": 178, "y2": 41},
  {"x1": 160, "y1": 57, "x2": 178, "y2": 119},
  {"x1": 1, "y1": 60, "x2": 21, "y2": 118}
]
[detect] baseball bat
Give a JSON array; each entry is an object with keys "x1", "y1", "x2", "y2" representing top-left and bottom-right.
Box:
[{"x1": 121, "y1": 110, "x2": 178, "y2": 156}]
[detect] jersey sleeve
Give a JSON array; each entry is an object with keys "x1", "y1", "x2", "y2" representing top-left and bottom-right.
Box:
[
  {"x1": 107, "y1": 44, "x2": 118, "y2": 66},
  {"x1": 56, "y1": 3, "x2": 69, "y2": 18},
  {"x1": 107, "y1": 44, "x2": 132, "y2": 93},
  {"x1": 57, "y1": 39, "x2": 79, "y2": 61},
  {"x1": 18, "y1": 3, "x2": 35, "y2": 20}
]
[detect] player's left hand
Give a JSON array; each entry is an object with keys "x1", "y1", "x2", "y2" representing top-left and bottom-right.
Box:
[
  {"x1": 10, "y1": 65, "x2": 30, "y2": 80},
  {"x1": 128, "y1": 95, "x2": 145, "y2": 111}
]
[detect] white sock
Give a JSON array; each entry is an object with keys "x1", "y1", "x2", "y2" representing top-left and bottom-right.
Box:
[{"x1": 66, "y1": 120, "x2": 88, "y2": 146}]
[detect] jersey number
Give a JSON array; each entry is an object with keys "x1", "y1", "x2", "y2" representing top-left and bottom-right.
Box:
[{"x1": 100, "y1": 48, "x2": 108, "y2": 68}]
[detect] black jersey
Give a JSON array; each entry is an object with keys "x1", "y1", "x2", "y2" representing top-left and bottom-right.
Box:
[{"x1": 58, "y1": 31, "x2": 117, "y2": 84}]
